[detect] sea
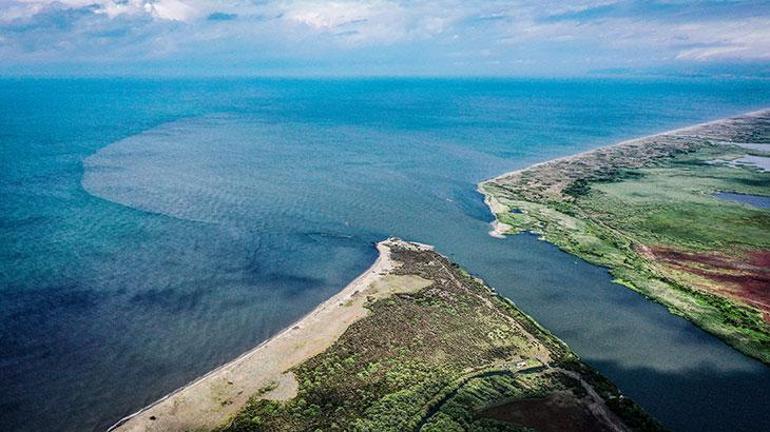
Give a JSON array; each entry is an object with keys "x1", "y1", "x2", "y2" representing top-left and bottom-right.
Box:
[{"x1": 2, "y1": 77, "x2": 770, "y2": 432}]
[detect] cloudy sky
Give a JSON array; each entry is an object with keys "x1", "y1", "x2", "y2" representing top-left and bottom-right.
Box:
[{"x1": 1, "y1": 0, "x2": 769, "y2": 76}]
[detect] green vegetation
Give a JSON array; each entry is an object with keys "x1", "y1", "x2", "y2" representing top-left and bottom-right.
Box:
[
  {"x1": 217, "y1": 245, "x2": 661, "y2": 432},
  {"x1": 483, "y1": 114, "x2": 770, "y2": 364}
]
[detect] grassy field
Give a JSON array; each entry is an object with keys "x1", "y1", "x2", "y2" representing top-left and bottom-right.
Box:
[
  {"x1": 217, "y1": 243, "x2": 662, "y2": 432},
  {"x1": 482, "y1": 111, "x2": 770, "y2": 364}
]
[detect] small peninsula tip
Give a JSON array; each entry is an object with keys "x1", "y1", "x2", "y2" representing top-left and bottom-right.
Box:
[{"x1": 110, "y1": 238, "x2": 662, "y2": 432}]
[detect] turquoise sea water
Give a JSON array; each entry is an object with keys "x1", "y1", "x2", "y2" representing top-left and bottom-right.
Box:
[{"x1": 2, "y1": 78, "x2": 770, "y2": 432}]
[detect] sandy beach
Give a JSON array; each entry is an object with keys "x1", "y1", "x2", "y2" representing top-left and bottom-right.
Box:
[
  {"x1": 108, "y1": 238, "x2": 432, "y2": 432},
  {"x1": 478, "y1": 188, "x2": 512, "y2": 238}
]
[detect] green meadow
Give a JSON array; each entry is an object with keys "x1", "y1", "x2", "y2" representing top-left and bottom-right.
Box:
[{"x1": 485, "y1": 142, "x2": 770, "y2": 364}]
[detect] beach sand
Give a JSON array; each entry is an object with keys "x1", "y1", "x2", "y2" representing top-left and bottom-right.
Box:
[
  {"x1": 108, "y1": 238, "x2": 432, "y2": 432},
  {"x1": 478, "y1": 187, "x2": 512, "y2": 238}
]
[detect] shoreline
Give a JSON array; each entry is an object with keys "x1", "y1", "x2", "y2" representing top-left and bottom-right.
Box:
[
  {"x1": 480, "y1": 107, "x2": 770, "y2": 188},
  {"x1": 108, "y1": 238, "x2": 428, "y2": 432},
  {"x1": 106, "y1": 108, "x2": 769, "y2": 431},
  {"x1": 478, "y1": 108, "x2": 770, "y2": 364},
  {"x1": 478, "y1": 108, "x2": 770, "y2": 238},
  {"x1": 208, "y1": 236, "x2": 661, "y2": 431}
]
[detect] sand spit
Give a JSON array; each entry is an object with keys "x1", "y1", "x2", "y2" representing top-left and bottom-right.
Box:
[
  {"x1": 108, "y1": 238, "x2": 431, "y2": 432},
  {"x1": 483, "y1": 108, "x2": 770, "y2": 185},
  {"x1": 478, "y1": 189, "x2": 512, "y2": 238},
  {"x1": 479, "y1": 108, "x2": 770, "y2": 237}
]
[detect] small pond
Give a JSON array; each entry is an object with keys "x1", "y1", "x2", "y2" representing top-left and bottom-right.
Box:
[{"x1": 715, "y1": 192, "x2": 770, "y2": 209}]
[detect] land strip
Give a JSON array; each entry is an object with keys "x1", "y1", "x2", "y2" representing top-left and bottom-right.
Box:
[
  {"x1": 109, "y1": 239, "x2": 429, "y2": 432},
  {"x1": 217, "y1": 239, "x2": 661, "y2": 432},
  {"x1": 480, "y1": 109, "x2": 770, "y2": 363},
  {"x1": 109, "y1": 238, "x2": 663, "y2": 432}
]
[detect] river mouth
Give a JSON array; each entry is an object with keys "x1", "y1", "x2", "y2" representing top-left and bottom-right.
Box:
[
  {"x1": 4, "y1": 78, "x2": 770, "y2": 432},
  {"x1": 715, "y1": 191, "x2": 770, "y2": 209},
  {"x1": 81, "y1": 112, "x2": 770, "y2": 432}
]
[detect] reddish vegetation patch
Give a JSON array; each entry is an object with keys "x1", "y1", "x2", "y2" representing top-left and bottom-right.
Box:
[
  {"x1": 640, "y1": 246, "x2": 770, "y2": 321},
  {"x1": 750, "y1": 251, "x2": 770, "y2": 268},
  {"x1": 480, "y1": 391, "x2": 615, "y2": 432}
]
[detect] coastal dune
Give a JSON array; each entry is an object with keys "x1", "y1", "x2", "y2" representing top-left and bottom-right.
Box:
[{"x1": 109, "y1": 238, "x2": 432, "y2": 432}]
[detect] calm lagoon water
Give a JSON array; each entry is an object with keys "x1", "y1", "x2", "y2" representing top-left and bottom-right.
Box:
[
  {"x1": 2, "y1": 78, "x2": 770, "y2": 432},
  {"x1": 715, "y1": 192, "x2": 770, "y2": 209}
]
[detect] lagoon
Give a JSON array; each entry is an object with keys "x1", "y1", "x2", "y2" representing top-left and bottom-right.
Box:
[{"x1": 715, "y1": 192, "x2": 770, "y2": 209}]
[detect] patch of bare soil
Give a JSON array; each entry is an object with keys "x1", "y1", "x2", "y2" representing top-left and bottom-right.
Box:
[{"x1": 480, "y1": 391, "x2": 617, "y2": 432}]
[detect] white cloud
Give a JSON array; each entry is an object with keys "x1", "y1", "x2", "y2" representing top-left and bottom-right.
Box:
[
  {"x1": 3, "y1": 0, "x2": 201, "y2": 22},
  {"x1": 283, "y1": 1, "x2": 385, "y2": 29},
  {"x1": 279, "y1": 0, "x2": 407, "y2": 44},
  {"x1": 144, "y1": 0, "x2": 199, "y2": 21},
  {"x1": 276, "y1": 0, "x2": 466, "y2": 45},
  {"x1": 1, "y1": 0, "x2": 769, "y2": 74},
  {"x1": 673, "y1": 18, "x2": 770, "y2": 61},
  {"x1": 677, "y1": 45, "x2": 749, "y2": 61}
]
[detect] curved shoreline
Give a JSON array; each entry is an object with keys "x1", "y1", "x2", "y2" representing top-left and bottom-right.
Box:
[
  {"x1": 108, "y1": 238, "x2": 428, "y2": 432},
  {"x1": 478, "y1": 108, "x2": 770, "y2": 239},
  {"x1": 480, "y1": 107, "x2": 770, "y2": 189},
  {"x1": 105, "y1": 108, "x2": 769, "y2": 431},
  {"x1": 477, "y1": 108, "x2": 770, "y2": 364}
]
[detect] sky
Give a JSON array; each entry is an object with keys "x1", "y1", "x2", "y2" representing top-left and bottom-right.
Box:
[{"x1": 0, "y1": 0, "x2": 769, "y2": 77}]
